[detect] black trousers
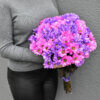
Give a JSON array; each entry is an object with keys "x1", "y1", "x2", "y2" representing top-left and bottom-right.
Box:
[{"x1": 7, "y1": 67, "x2": 58, "y2": 100}]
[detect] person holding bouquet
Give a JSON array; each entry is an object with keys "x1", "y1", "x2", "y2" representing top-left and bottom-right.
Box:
[{"x1": 0, "y1": 0, "x2": 60, "y2": 100}]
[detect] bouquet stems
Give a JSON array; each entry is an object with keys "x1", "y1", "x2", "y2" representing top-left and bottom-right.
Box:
[
  {"x1": 63, "y1": 80, "x2": 72, "y2": 93},
  {"x1": 58, "y1": 64, "x2": 78, "y2": 94}
]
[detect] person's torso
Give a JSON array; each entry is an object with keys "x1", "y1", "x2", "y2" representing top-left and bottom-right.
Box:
[{"x1": 8, "y1": 0, "x2": 59, "y2": 47}]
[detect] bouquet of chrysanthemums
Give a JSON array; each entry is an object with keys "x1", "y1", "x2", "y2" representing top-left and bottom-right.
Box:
[{"x1": 28, "y1": 13, "x2": 97, "y2": 94}]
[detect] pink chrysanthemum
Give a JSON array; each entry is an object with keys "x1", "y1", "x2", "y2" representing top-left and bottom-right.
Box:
[
  {"x1": 68, "y1": 43, "x2": 79, "y2": 53},
  {"x1": 33, "y1": 47, "x2": 43, "y2": 55},
  {"x1": 58, "y1": 48, "x2": 69, "y2": 57},
  {"x1": 36, "y1": 38, "x2": 46, "y2": 49},
  {"x1": 60, "y1": 55, "x2": 72, "y2": 67},
  {"x1": 29, "y1": 41, "x2": 37, "y2": 52},
  {"x1": 72, "y1": 53, "x2": 84, "y2": 65},
  {"x1": 76, "y1": 19, "x2": 87, "y2": 34}
]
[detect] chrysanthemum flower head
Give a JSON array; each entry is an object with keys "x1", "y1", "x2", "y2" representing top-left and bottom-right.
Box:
[{"x1": 60, "y1": 55, "x2": 72, "y2": 67}]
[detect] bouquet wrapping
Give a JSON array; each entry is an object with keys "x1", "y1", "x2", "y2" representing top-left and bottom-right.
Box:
[{"x1": 28, "y1": 13, "x2": 97, "y2": 94}]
